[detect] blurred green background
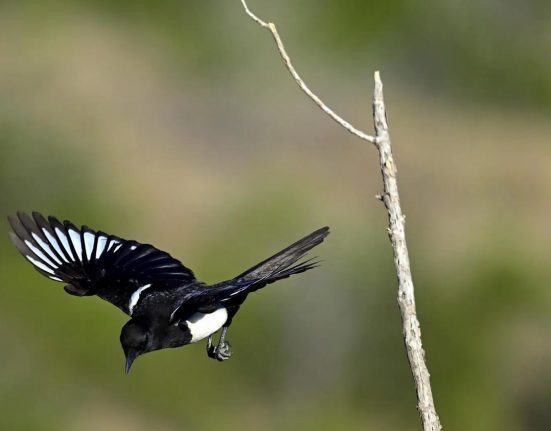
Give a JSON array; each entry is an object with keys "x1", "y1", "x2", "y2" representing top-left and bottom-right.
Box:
[{"x1": 1, "y1": 0, "x2": 550, "y2": 430}]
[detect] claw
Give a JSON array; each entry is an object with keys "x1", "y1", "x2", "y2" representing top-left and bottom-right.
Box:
[
  {"x1": 215, "y1": 340, "x2": 232, "y2": 361},
  {"x1": 206, "y1": 334, "x2": 232, "y2": 361},
  {"x1": 205, "y1": 326, "x2": 233, "y2": 361}
]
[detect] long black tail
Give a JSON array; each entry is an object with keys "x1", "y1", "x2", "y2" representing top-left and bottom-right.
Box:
[
  {"x1": 169, "y1": 227, "x2": 330, "y2": 322},
  {"x1": 231, "y1": 226, "x2": 329, "y2": 292}
]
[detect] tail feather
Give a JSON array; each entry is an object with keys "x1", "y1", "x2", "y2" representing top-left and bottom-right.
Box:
[
  {"x1": 259, "y1": 256, "x2": 320, "y2": 283},
  {"x1": 169, "y1": 227, "x2": 330, "y2": 322},
  {"x1": 233, "y1": 226, "x2": 329, "y2": 291}
]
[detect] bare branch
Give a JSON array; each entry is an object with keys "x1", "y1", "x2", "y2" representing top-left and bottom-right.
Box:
[
  {"x1": 239, "y1": 2, "x2": 442, "y2": 430},
  {"x1": 373, "y1": 71, "x2": 442, "y2": 431},
  {"x1": 240, "y1": 0, "x2": 376, "y2": 144}
]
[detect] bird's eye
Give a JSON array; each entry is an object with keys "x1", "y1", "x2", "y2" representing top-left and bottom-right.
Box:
[
  {"x1": 138, "y1": 333, "x2": 149, "y2": 350},
  {"x1": 141, "y1": 334, "x2": 149, "y2": 350}
]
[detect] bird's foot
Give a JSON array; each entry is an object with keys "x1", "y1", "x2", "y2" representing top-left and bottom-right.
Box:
[
  {"x1": 215, "y1": 340, "x2": 232, "y2": 361},
  {"x1": 207, "y1": 337, "x2": 232, "y2": 362}
]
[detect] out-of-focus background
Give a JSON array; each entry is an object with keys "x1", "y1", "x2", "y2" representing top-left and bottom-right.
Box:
[{"x1": 1, "y1": 1, "x2": 550, "y2": 430}]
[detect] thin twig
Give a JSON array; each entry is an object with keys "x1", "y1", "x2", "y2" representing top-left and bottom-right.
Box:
[
  {"x1": 373, "y1": 72, "x2": 442, "y2": 430},
  {"x1": 240, "y1": 0, "x2": 376, "y2": 144},
  {"x1": 240, "y1": 2, "x2": 442, "y2": 430}
]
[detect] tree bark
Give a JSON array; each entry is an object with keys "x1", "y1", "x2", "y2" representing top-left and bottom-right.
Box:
[{"x1": 373, "y1": 72, "x2": 442, "y2": 430}]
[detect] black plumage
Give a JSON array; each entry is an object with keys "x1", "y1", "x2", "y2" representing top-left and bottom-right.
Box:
[{"x1": 8, "y1": 212, "x2": 329, "y2": 372}]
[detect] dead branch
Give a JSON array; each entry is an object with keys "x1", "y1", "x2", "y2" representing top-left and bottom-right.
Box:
[{"x1": 373, "y1": 72, "x2": 442, "y2": 430}]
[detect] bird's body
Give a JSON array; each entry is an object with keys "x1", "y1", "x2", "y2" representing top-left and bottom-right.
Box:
[{"x1": 8, "y1": 212, "x2": 329, "y2": 372}]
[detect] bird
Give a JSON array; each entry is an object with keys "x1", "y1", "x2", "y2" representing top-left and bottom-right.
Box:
[{"x1": 8, "y1": 211, "x2": 329, "y2": 373}]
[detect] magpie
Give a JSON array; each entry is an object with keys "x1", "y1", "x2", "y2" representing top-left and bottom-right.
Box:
[{"x1": 8, "y1": 212, "x2": 329, "y2": 373}]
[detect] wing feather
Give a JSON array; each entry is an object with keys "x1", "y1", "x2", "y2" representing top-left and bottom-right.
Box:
[{"x1": 9, "y1": 212, "x2": 197, "y2": 314}]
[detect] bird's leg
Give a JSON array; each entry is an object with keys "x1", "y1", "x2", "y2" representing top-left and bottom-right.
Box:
[
  {"x1": 206, "y1": 326, "x2": 232, "y2": 362},
  {"x1": 206, "y1": 335, "x2": 216, "y2": 358}
]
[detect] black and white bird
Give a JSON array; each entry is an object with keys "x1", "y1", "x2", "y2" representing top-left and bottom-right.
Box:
[{"x1": 8, "y1": 212, "x2": 329, "y2": 373}]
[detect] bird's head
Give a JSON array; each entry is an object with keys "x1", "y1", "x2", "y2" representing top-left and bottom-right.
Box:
[{"x1": 120, "y1": 319, "x2": 152, "y2": 374}]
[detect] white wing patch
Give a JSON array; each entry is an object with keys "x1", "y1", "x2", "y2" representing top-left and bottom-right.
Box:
[
  {"x1": 68, "y1": 229, "x2": 82, "y2": 261},
  {"x1": 128, "y1": 284, "x2": 152, "y2": 315},
  {"x1": 25, "y1": 255, "x2": 56, "y2": 275},
  {"x1": 186, "y1": 308, "x2": 228, "y2": 343},
  {"x1": 95, "y1": 236, "x2": 108, "y2": 259},
  {"x1": 43, "y1": 229, "x2": 68, "y2": 263},
  {"x1": 83, "y1": 232, "x2": 95, "y2": 260},
  {"x1": 31, "y1": 233, "x2": 62, "y2": 265},
  {"x1": 24, "y1": 240, "x2": 58, "y2": 269},
  {"x1": 107, "y1": 239, "x2": 120, "y2": 252},
  {"x1": 55, "y1": 227, "x2": 75, "y2": 260}
]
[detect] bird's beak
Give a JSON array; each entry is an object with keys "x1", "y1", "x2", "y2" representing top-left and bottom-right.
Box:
[{"x1": 125, "y1": 351, "x2": 137, "y2": 374}]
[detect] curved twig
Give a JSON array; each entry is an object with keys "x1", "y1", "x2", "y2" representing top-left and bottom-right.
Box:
[{"x1": 240, "y1": 0, "x2": 376, "y2": 144}]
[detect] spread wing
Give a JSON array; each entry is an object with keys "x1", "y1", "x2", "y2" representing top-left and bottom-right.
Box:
[{"x1": 8, "y1": 212, "x2": 196, "y2": 314}]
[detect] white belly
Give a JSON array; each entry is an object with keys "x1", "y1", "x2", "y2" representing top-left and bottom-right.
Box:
[{"x1": 186, "y1": 307, "x2": 228, "y2": 343}]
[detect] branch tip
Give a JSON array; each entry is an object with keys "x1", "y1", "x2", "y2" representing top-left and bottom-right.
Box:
[{"x1": 373, "y1": 71, "x2": 384, "y2": 104}]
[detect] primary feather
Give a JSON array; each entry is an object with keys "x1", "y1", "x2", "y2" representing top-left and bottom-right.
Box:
[{"x1": 8, "y1": 211, "x2": 195, "y2": 313}]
